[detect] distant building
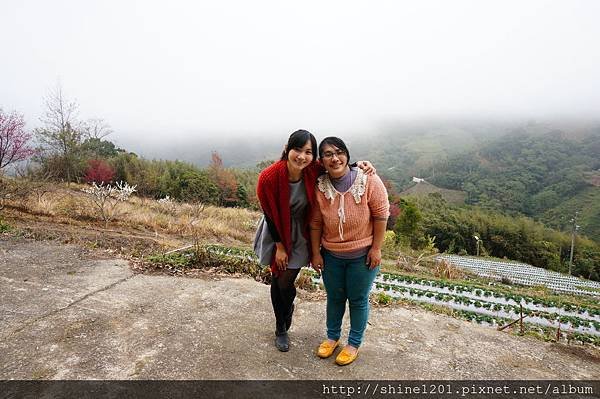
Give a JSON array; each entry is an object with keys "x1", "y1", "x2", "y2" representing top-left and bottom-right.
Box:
[{"x1": 412, "y1": 177, "x2": 425, "y2": 183}]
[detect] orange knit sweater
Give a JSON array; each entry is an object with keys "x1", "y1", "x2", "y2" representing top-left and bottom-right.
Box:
[{"x1": 310, "y1": 170, "x2": 389, "y2": 253}]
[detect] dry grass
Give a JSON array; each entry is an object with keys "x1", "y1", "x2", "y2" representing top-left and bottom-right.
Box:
[
  {"x1": 2, "y1": 181, "x2": 261, "y2": 246},
  {"x1": 121, "y1": 199, "x2": 258, "y2": 243},
  {"x1": 433, "y1": 259, "x2": 464, "y2": 280},
  {"x1": 393, "y1": 251, "x2": 439, "y2": 275}
]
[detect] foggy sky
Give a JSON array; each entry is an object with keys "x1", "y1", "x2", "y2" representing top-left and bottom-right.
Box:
[{"x1": 2, "y1": 0, "x2": 600, "y2": 149}]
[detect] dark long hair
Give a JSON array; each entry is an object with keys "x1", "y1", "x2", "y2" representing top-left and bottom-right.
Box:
[
  {"x1": 281, "y1": 129, "x2": 317, "y2": 161},
  {"x1": 318, "y1": 136, "x2": 350, "y2": 164}
]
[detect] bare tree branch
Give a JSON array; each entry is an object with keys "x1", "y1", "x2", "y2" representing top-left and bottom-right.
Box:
[
  {"x1": 34, "y1": 84, "x2": 86, "y2": 182},
  {"x1": 82, "y1": 118, "x2": 113, "y2": 140}
]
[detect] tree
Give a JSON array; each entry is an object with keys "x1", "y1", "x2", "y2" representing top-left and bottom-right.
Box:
[
  {"x1": 0, "y1": 109, "x2": 37, "y2": 171},
  {"x1": 381, "y1": 177, "x2": 401, "y2": 230},
  {"x1": 81, "y1": 118, "x2": 112, "y2": 140},
  {"x1": 81, "y1": 137, "x2": 122, "y2": 158},
  {"x1": 208, "y1": 151, "x2": 239, "y2": 206},
  {"x1": 395, "y1": 198, "x2": 423, "y2": 247},
  {"x1": 236, "y1": 183, "x2": 250, "y2": 208},
  {"x1": 35, "y1": 85, "x2": 86, "y2": 182},
  {"x1": 256, "y1": 159, "x2": 275, "y2": 171},
  {"x1": 179, "y1": 170, "x2": 220, "y2": 204},
  {"x1": 110, "y1": 152, "x2": 159, "y2": 197},
  {"x1": 387, "y1": 201, "x2": 401, "y2": 231},
  {"x1": 84, "y1": 159, "x2": 115, "y2": 184}
]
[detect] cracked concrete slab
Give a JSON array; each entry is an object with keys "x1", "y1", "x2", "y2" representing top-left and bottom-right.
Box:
[
  {"x1": 0, "y1": 238, "x2": 132, "y2": 336},
  {"x1": 1, "y1": 236, "x2": 599, "y2": 380}
]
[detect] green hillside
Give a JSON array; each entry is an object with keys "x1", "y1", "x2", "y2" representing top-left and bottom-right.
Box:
[{"x1": 426, "y1": 128, "x2": 600, "y2": 242}]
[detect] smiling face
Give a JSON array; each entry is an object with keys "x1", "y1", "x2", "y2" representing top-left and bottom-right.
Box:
[
  {"x1": 286, "y1": 140, "x2": 314, "y2": 174},
  {"x1": 320, "y1": 143, "x2": 349, "y2": 178}
]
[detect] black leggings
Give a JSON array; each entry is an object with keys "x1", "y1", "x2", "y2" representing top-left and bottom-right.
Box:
[{"x1": 270, "y1": 268, "x2": 301, "y2": 331}]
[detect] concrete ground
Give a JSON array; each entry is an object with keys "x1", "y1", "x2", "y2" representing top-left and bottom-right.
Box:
[{"x1": 1, "y1": 236, "x2": 599, "y2": 380}]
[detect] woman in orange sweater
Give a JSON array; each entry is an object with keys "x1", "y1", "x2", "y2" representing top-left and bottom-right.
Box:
[{"x1": 310, "y1": 136, "x2": 389, "y2": 366}]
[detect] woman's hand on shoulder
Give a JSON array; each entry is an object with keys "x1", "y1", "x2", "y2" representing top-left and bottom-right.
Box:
[{"x1": 357, "y1": 160, "x2": 376, "y2": 176}]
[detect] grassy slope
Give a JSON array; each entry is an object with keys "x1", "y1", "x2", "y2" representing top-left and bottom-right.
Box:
[{"x1": 400, "y1": 181, "x2": 467, "y2": 204}]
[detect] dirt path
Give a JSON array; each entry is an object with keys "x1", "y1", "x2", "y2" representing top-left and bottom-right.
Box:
[{"x1": 1, "y1": 236, "x2": 599, "y2": 380}]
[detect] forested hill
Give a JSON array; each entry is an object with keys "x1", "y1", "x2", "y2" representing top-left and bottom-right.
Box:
[
  {"x1": 427, "y1": 129, "x2": 600, "y2": 242},
  {"x1": 349, "y1": 120, "x2": 512, "y2": 189}
]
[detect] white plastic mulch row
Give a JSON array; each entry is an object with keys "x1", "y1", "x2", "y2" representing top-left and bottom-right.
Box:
[{"x1": 437, "y1": 254, "x2": 600, "y2": 297}]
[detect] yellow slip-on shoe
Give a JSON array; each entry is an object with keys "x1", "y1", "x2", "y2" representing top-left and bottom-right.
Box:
[
  {"x1": 317, "y1": 339, "x2": 339, "y2": 358},
  {"x1": 335, "y1": 346, "x2": 359, "y2": 366}
]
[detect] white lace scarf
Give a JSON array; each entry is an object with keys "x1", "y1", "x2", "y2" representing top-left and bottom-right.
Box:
[{"x1": 317, "y1": 168, "x2": 368, "y2": 240}]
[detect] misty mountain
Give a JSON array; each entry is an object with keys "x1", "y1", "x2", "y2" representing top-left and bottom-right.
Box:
[
  {"x1": 116, "y1": 132, "x2": 284, "y2": 169},
  {"x1": 121, "y1": 119, "x2": 589, "y2": 174},
  {"x1": 351, "y1": 119, "x2": 600, "y2": 190}
]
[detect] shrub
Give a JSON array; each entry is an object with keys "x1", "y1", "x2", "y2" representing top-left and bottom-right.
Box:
[
  {"x1": 81, "y1": 181, "x2": 136, "y2": 225},
  {"x1": 433, "y1": 259, "x2": 463, "y2": 280},
  {"x1": 382, "y1": 230, "x2": 399, "y2": 258},
  {"x1": 376, "y1": 292, "x2": 393, "y2": 305},
  {"x1": 84, "y1": 159, "x2": 115, "y2": 184},
  {"x1": 157, "y1": 196, "x2": 178, "y2": 215},
  {"x1": 0, "y1": 177, "x2": 17, "y2": 210}
]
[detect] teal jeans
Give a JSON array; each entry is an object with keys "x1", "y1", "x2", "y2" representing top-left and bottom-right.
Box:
[{"x1": 321, "y1": 250, "x2": 379, "y2": 348}]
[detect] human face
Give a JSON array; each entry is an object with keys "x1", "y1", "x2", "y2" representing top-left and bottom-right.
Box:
[
  {"x1": 321, "y1": 144, "x2": 348, "y2": 178},
  {"x1": 286, "y1": 140, "x2": 314, "y2": 173}
]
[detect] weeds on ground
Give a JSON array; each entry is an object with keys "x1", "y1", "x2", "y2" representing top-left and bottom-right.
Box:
[
  {"x1": 147, "y1": 251, "x2": 198, "y2": 269},
  {"x1": 433, "y1": 259, "x2": 464, "y2": 280},
  {"x1": 146, "y1": 244, "x2": 319, "y2": 288},
  {"x1": 295, "y1": 269, "x2": 318, "y2": 291},
  {"x1": 381, "y1": 231, "x2": 442, "y2": 276},
  {"x1": 375, "y1": 292, "x2": 393, "y2": 305},
  {"x1": 0, "y1": 217, "x2": 11, "y2": 233},
  {"x1": 146, "y1": 244, "x2": 261, "y2": 277}
]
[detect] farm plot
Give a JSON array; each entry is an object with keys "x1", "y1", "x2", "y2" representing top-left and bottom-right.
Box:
[
  {"x1": 437, "y1": 254, "x2": 600, "y2": 297},
  {"x1": 375, "y1": 273, "x2": 599, "y2": 337}
]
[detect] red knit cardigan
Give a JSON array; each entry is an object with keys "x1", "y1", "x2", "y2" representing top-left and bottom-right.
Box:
[{"x1": 256, "y1": 160, "x2": 320, "y2": 276}]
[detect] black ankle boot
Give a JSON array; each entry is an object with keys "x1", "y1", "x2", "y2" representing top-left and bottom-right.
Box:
[
  {"x1": 285, "y1": 304, "x2": 295, "y2": 331},
  {"x1": 275, "y1": 325, "x2": 289, "y2": 352}
]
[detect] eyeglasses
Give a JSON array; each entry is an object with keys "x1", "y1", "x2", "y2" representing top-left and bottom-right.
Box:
[{"x1": 322, "y1": 150, "x2": 346, "y2": 159}]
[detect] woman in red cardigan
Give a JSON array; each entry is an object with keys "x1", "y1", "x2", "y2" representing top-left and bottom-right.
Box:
[{"x1": 255, "y1": 130, "x2": 374, "y2": 352}]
